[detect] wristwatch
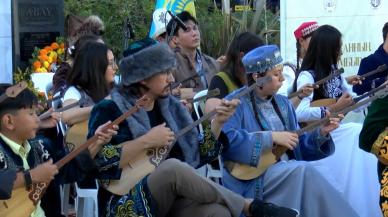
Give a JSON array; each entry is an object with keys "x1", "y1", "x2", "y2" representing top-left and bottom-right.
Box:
[{"x1": 23, "y1": 170, "x2": 32, "y2": 190}]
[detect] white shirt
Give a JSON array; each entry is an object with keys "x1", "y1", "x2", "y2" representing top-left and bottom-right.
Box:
[
  {"x1": 278, "y1": 64, "x2": 296, "y2": 96},
  {"x1": 295, "y1": 70, "x2": 360, "y2": 122},
  {"x1": 63, "y1": 86, "x2": 81, "y2": 101}
]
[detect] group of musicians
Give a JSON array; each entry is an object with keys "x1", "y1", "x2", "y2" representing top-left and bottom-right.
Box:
[{"x1": 0, "y1": 10, "x2": 387, "y2": 217}]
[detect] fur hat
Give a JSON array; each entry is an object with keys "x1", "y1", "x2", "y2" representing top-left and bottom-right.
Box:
[
  {"x1": 120, "y1": 43, "x2": 176, "y2": 85},
  {"x1": 242, "y1": 45, "x2": 283, "y2": 74}
]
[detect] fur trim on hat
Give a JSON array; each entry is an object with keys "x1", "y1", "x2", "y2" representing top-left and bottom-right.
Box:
[{"x1": 120, "y1": 43, "x2": 176, "y2": 85}]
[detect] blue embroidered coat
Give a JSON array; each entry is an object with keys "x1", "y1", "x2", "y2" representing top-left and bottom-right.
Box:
[
  {"x1": 221, "y1": 87, "x2": 335, "y2": 198},
  {"x1": 88, "y1": 99, "x2": 226, "y2": 217}
]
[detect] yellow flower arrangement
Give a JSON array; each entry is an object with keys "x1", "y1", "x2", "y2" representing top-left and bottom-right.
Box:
[
  {"x1": 30, "y1": 37, "x2": 65, "y2": 73},
  {"x1": 13, "y1": 67, "x2": 46, "y2": 102}
]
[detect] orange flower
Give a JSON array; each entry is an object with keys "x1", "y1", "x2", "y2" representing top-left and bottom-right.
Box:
[
  {"x1": 33, "y1": 61, "x2": 41, "y2": 69},
  {"x1": 38, "y1": 55, "x2": 49, "y2": 62},
  {"x1": 44, "y1": 46, "x2": 53, "y2": 51},
  {"x1": 51, "y1": 42, "x2": 59, "y2": 50},
  {"x1": 60, "y1": 43, "x2": 65, "y2": 49},
  {"x1": 39, "y1": 49, "x2": 48, "y2": 56}
]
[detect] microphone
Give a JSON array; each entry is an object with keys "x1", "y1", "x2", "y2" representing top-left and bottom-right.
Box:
[
  {"x1": 167, "y1": 11, "x2": 188, "y2": 31},
  {"x1": 125, "y1": 18, "x2": 135, "y2": 39}
]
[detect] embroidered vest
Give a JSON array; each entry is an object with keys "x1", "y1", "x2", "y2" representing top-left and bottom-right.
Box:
[{"x1": 216, "y1": 71, "x2": 239, "y2": 94}]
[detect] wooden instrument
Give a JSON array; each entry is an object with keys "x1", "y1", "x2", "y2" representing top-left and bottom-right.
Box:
[
  {"x1": 359, "y1": 64, "x2": 387, "y2": 80},
  {"x1": 0, "y1": 187, "x2": 38, "y2": 217},
  {"x1": 310, "y1": 98, "x2": 336, "y2": 107},
  {"x1": 0, "y1": 96, "x2": 149, "y2": 217},
  {"x1": 226, "y1": 85, "x2": 388, "y2": 180},
  {"x1": 172, "y1": 87, "x2": 219, "y2": 101},
  {"x1": 39, "y1": 93, "x2": 63, "y2": 109},
  {"x1": 39, "y1": 100, "x2": 80, "y2": 120},
  {"x1": 65, "y1": 120, "x2": 88, "y2": 151},
  {"x1": 191, "y1": 88, "x2": 220, "y2": 103},
  {"x1": 168, "y1": 73, "x2": 200, "y2": 90},
  {"x1": 353, "y1": 82, "x2": 388, "y2": 103},
  {"x1": 288, "y1": 68, "x2": 344, "y2": 99},
  {"x1": 310, "y1": 77, "x2": 388, "y2": 108},
  {"x1": 0, "y1": 81, "x2": 28, "y2": 103},
  {"x1": 291, "y1": 65, "x2": 386, "y2": 106},
  {"x1": 105, "y1": 76, "x2": 272, "y2": 195},
  {"x1": 64, "y1": 90, "x2": 221, "y2": 152}
]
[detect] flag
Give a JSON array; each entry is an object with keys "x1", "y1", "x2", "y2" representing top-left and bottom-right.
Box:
[{"x1": 149, "y1": 0, "x2": 196, "y2": 39}]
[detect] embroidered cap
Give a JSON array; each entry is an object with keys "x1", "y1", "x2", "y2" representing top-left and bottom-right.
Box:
[
  {"x1": 119, "y1": 43, "x2": 176, "y2": 85},
  {"x1": 151, "y1": 8, "x2": 172, "y2": 39},
  {"x1": 242, "y1": 45, "x2": 283, "y2": 74},
  {"x1": 122, "y1": 38, "x2": 157, "y2": 57},
  {"x1": 294, "y1": 21, "x2": 319, "y2": 40}
]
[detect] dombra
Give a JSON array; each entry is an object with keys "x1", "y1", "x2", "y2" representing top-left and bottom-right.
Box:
[
  {"x1": 0, "y1": 96, "x2": 150, "y2": 217},
  {"x1": 226, "y1": 86, "x2": 388, "y2": 180},
  {"x1": 105, "y1": 76, "x2": 272, "y2": 195}
]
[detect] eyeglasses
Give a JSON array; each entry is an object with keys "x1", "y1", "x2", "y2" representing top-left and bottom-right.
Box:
[{"x1": 108, "y1": 60, "x2": 118, "y2": 69}]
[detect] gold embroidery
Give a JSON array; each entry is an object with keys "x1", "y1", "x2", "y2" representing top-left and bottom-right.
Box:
[
  {"x1": 102, "y1": 146, "x2": 119, "y2": 159},
  {"x1": 381, "y1": 185, "x2": 388, "y2": 198},
  {"x1": 116, "y1": 200, "x2": 138, "y2": 217},
  {"x1": 382, "y1": 200, "x2": 388, "y2": 217},
  {"x1": 200, "y1": 123, "x2": 214, "y2": 155},
  {"x1": 381, "y1": 167, "x2": 388, "y2": 216},
  {"x1": 372, "y1": 130, "x2": 388, "y2": 165},
  {"x1": 382, "y1": 171, "x2": 388, "y2": 186}
]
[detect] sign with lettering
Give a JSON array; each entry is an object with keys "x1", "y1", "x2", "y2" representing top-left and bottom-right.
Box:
[
  {"x1": 12, "y1": 0, "x2": 64, "y2": 69},
  {"x1": 280, "y1": 0, "x2": 388, "y2": 76}
]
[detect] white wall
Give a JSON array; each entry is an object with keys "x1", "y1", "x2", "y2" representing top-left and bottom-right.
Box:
[
  {"x1": 0, "y1": 0, "x2": 12, "y2": 83},
  {"x1": 280, "y1": 0, "x2": 388, "y2": 76}
]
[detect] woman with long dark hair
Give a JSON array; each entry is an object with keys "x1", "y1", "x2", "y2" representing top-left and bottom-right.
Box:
[
  {"x1": 205, "y1": 32, "x2": 264, "y2": 111},
  {"x1": 52, "y1": 34, "x2": 103, "y2": 94},
  {"x1": 295, "y1": 24, "x2": 381, "y2": 216},
  {"x1": 62, "y1": 41, "x2": 116, "y2": 126},
  {"x1": 278, "y1": 21, "x2": 318, "y2": 97}
]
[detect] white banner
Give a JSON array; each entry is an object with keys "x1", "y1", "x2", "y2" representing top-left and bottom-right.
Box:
[
  {"x1": 0, "y1": 0, "x2": 12, "y2": 83},
  {"x1": 280, "y1": 0, "x2": 388, "y2": 76}
]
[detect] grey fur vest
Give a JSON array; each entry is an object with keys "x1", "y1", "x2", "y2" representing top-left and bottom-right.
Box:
[{"x1": 110, "y1": 88, "x2": 200, "y2": 167}]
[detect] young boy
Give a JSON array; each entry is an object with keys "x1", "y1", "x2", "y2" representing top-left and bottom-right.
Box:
[
  {"x1": 0, "y1": 84, "x2": 58, "y2": 216},
  {"x1": 0, "y1": 84, "x2": 116, "y2": 216}
]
